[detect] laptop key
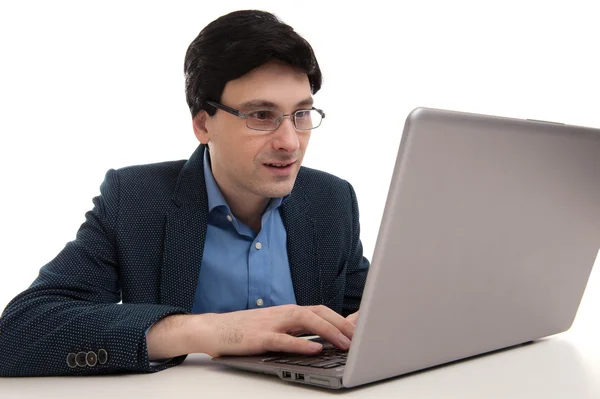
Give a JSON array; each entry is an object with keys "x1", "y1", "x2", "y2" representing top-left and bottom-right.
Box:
[
  {"x1": 323, "y1": 362, "x2": 343, "y2": 369},
  {"x1": 261, "y1": 357, "x2": 281, "y2": 362},
  {"x1": 309, "y1": 360, "x2": 342, "y2": 368},
  {"x1": 296, "y1": 358, "x2": 327, "y2": 366},
  {"x1": 285, "y1": 359, "x2": 306, "y2": 365}
]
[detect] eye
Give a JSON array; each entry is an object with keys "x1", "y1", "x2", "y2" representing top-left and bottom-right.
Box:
[{"x1": 249, "y1": 110, "x2": 275, "y2": 121}]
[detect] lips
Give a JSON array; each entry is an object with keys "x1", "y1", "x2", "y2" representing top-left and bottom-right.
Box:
[{"x1": 264, "y1": 161, "x2": 296, "y2": 168}]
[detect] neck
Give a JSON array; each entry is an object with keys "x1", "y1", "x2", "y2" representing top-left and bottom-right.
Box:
[
  {"x1": 210, "y1": 168, "x2": 270, "y2": 234},
  {"x1": 223, "y1": 192, "x2": 269, "y2": 234}
]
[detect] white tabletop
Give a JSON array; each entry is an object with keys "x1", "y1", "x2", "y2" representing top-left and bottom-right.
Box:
[
  {"x1": 1, "y1": 333, "x2": 598, "y2": 399},
  {"x1": 2, "y1": 269, "x2": 599, "y2": 399}
]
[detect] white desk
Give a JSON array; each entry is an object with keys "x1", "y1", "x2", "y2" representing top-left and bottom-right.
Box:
[
  {"x1": 1, "y1": 332, "x2": 598, "y2": 399},
  {"x1": 2, "y1": 273, "x2": 599, "y2": 399}
]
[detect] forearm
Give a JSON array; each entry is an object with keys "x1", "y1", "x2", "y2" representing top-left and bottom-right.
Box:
[
  {"x1": 0, "y1": 295, "x2": 187, "y2": 376},
  {"x1": 146, "y1": 313, "x2": 220, "y2": 360}
]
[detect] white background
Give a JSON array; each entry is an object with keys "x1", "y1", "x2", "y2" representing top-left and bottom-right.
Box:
[{"x1": 0, "y1": 0, "x2": 598, "y2": 344}]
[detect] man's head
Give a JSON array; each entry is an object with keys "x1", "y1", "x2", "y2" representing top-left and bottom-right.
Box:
[{"x1": 184, "y1": 10, "x2": 322, "y2": 203}]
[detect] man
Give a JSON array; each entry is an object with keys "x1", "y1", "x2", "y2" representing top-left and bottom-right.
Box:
[{"x1": 0, "y1": 10, "x2": 369, "y2": 376}]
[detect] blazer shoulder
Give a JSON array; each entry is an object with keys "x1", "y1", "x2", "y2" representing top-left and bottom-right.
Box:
[
  {"x1": 115, "y1": 159, "x2": 185, "y2": 185},
  {"x1": 107, "y1": 159, "x2": 188, "y2": 204}
]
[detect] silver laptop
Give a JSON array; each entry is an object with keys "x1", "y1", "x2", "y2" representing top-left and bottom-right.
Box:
[{"x1": 212, "y1": 107, "x2": 600, "y2": 389}]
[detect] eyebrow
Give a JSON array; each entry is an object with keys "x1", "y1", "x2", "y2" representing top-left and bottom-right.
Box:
[{"x1": 239, "y1": 97, "x2": 314, "y2": 110}]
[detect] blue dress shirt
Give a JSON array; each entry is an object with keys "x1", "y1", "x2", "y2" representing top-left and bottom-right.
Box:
[{"x1": 191, "y1": 151, "x2": 297, "y2": 314}]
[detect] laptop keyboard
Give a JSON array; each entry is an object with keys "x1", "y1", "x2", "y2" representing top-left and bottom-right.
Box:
[{"x1": 260, "y1": 345, "x2": 347, "y2": 369}]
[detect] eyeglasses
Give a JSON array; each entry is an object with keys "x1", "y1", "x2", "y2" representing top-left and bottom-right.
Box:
[{"x1": 205, "y1": 100, "x2": 325, "y2": 131}]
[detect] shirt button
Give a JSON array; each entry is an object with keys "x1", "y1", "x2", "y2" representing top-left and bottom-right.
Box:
[
  {"x1": 255, "y1": 242, "x2": 262, "y2": 250},
  {"x1": 226, "y1": 215, "x2": 233, "y2": 222},
  {"x1": 256, "y1": 298, "x2": 264, "y2": 307}
]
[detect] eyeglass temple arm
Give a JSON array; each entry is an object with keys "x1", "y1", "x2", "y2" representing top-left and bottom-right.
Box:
[{"x1": 205, "y1": 101, "x2": 248, "y2": 118}]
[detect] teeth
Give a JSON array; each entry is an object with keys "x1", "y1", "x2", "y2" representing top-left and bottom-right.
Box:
[{"x1": 269, "y1": 164, "x2": 285, "y2": 167}]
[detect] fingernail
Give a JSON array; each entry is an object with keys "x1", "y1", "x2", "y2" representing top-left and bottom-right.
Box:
[
  {"x1": 308, "y1": 341, "x2": 322, "y2": 351},
  {"x1": 338, "y1": 333, "x2": 351, "y2": 349}
]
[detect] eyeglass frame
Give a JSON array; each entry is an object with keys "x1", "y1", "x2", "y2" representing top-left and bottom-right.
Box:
[{"x1": 205, "y1": 100, "x2": 325, "y2": 131}]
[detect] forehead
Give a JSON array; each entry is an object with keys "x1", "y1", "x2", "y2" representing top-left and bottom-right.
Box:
[{"x1": 221, "y1": 61, "x2": 312, "y2": 109}]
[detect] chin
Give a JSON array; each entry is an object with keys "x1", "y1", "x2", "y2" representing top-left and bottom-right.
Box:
[
  {"x1": 260, "y1": 183, "x2": 294, "y2": 199},
  {"x1": 268, "y1": 188, "x2": 293, "y2": 199}
]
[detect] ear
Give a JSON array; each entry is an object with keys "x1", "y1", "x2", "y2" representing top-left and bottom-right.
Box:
[{"x1": 192, "y1": 111, "x2": 210, "y2": 145}]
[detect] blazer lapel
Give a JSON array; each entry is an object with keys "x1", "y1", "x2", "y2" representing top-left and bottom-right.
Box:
[
  {"x1": 160, "y1": 145, "x2": 208, "y2": 310},
  {"x1": 281, "y1": 174, "x2": 322, "y2": 306}
]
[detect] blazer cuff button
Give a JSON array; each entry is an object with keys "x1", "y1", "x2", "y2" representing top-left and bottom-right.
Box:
[
  {"x1": 75, "y1": 352, "x2": 87, "y2": 367},
  {"x1": 98, "y1": 349, "x2": 108, "y2": 365},
  {"x1": 86, "y1": 351, "x2": 98, "y2": 367},
  {"x1": 66, "y1": 353, "x2": 77, "y2": 368}
]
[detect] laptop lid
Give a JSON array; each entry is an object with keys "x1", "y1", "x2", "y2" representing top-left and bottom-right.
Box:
[{"x1": 343, "y1": 107, "x2": 600, "y2": 387}]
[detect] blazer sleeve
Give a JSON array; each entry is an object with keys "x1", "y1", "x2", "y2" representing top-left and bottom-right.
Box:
[
  {"x1": 342, "y1": 182, "x2": 370, "y2": 317},
  {"x1": 0, "y1": 169, "x2": 188, "y2": 376}
]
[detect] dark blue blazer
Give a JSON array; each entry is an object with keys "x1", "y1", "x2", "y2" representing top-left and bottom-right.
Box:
[{"x1": 0, "y1": 145, "x2": 369, "y2": 376}]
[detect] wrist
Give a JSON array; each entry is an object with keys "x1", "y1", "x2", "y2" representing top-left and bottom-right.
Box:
[
  {"x1": 146, "y1": 314, "x2": 209, "y2": 360},
  {"x1": 187, "y1": 312, "x2": 221, "y2": 357}
]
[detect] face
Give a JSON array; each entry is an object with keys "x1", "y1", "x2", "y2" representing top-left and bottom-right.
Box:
[{"x1": 193, "y1": 61, "x2": 313, "y2": 204}]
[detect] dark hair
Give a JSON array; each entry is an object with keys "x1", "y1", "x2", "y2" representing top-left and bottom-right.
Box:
[{"x1": 184, "y1": 10, "x2": 322, "y2": 118}]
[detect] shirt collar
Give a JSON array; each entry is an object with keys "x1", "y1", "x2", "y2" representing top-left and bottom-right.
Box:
[
  {"x1": 203, "y1": 150, "x2": 231, "y2": 213},
  {"x1": 203, "y1": 150, "x2": 290, "y2": 214}
]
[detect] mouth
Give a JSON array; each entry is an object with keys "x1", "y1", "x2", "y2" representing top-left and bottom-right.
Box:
[{"x1": 263, "y1": 161, "x2": 296, "y2": 173}]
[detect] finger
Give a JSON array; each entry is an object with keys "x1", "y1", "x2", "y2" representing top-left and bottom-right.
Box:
[
  {"x1": 281, "y1": 307, "x2": 351, "y2": 350},
  {"x1": 346, "y1": 311, "x2": 359, "y2": 326},
  {"x1": 308, "y1": 305, "x2": 355, "y2": 340},
  {"x1": 263, "y1": 333, "x2": 323, "y2": 355},
  {"x1": 286, "y1": 329, "x2": 310, "y2": 337}
]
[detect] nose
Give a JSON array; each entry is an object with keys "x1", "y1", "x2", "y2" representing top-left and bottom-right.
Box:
[{"x1": 271, "y1": 117, "x2": 300, "y2": 152}]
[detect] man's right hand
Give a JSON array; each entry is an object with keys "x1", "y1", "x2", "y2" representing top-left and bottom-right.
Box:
[{"x1": 146, "y1": 305, "x2": 354, "y2": 361}]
